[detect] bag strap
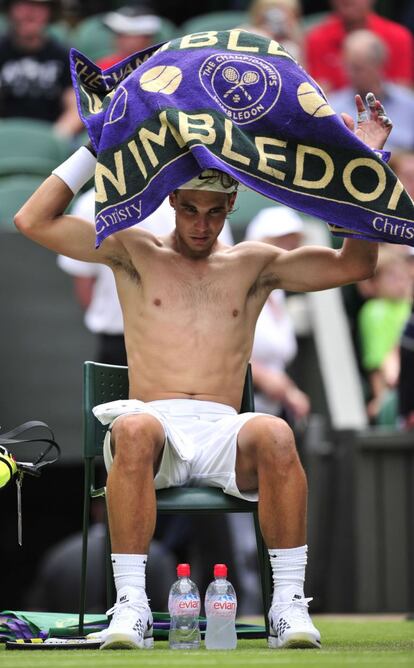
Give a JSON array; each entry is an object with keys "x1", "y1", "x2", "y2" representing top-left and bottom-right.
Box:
[{"x1": 0, "y1": 421, "x2": 61, "y2": 474}]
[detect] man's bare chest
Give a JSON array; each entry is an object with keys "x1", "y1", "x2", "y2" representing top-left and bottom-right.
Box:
[
  {"x1": 117, "y1": 252, "x2": 257, "y2": 318},
  {"x1": 145, "y1": 267, "x2": 246, "y2": 318}
]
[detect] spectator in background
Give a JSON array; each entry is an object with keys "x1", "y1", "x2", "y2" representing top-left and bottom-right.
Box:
[
  {"x1": 243, "y1": 0, "x2": 304, "y2": 63},
  {"x1": 398, "y1": 251, "x2": 414, "y2": 429},
  {"x1": 305, "y1": 0, "x2": 414, "y2": 93},
  {"x1": 98, "y1": 1, "x2": 162, "y2": 71},
  {"x1": 244, "y1": 206, "x2": 310, "y2": 424},
  {"x1": 389, "y1": 151, "x2": 414, "y2": 429},
  {"x1": 0, "y1": 0, "x2": 80, "y2": 137},
  {"x1": 357, "y1": 245, "x2": 412, "y2": 422},
  {"x1": 328, "y1": 30, "x2": 414, "y2": 152}
]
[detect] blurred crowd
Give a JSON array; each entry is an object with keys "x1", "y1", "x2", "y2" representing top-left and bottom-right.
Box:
[
  {"x1": 2, "y1": 0, "x2": 414, "y2": 615},
  {"x1": 2, "y1": 0, "x2": 410, "y2": 425}
]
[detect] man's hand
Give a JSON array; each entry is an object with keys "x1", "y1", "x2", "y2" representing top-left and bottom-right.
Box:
[{"x1": 341, "y1": 92, "x2": 392, "y2": 150}]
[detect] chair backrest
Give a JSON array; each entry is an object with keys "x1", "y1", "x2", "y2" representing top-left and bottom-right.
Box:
[
  {"x1": 0, "y1": 119, "x2": 71, "y2": 178},
  {"x1": 83, "y1": 360, "x2": 254, "y2": 458},
  {"x1": 0, "y1": 174, "x2": 44, "y2": 230},
  {"x1": 179, "y1": 11, "x2": 247, "y2": 36}
]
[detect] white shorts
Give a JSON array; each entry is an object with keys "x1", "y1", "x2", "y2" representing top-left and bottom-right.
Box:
[{"x1": 93, "y1": 399, "x2": 267, "y2": 502}]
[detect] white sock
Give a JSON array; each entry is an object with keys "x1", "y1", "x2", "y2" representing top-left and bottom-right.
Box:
[
  {"x1": 268, "y1": 545, "x2": 307, "y2": 604},
  {"x1": 111, "y1": 553, "x2": 147, "y2": 599}
]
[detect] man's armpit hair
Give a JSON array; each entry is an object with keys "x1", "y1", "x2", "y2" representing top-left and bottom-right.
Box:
[
  {"x1": 107, "y1": 254, "x2": 141, "y2": 283},
  {"x1": 247, "y1": 271, "x2": 279, "y2": 297}
]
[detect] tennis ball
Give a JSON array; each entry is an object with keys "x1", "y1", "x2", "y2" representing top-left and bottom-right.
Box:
[
  {"x1": 140, "y1": 66, "x2": 182, "y2": 95},
  {"x1": 0, "y1": 453, "x2": 17, "y2": 489},
  {"x1": 297, "y1": 82, "x2": 335, "y2": 118}
]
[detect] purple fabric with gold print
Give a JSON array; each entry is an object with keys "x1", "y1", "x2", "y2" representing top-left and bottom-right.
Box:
[{"x1": 70, "y1": 30, "x2": 414, "y2": 247}]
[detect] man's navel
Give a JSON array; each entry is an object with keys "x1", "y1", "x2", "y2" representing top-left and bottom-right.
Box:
[
  {"x1": 154, "y1": 298, "x2": 162, "y2": 306},
  {"x1": 232, "y1": 309, "x2": 239, "y2": 318}
]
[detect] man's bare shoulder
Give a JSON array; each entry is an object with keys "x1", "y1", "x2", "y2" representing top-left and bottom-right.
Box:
[
  {"x1": 102, "y1": 226, "x2": 171, "y2": 278},
  {"x1": 226, "y1": 239, "x2": 281, "y2": 261}
]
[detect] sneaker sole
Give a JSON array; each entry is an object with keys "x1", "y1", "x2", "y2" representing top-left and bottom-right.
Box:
[
  {"x1": 100, "y1": 635, "x2": 154, "y2": 650},
  {"x1": 268, "y1": 633, "x2": 321, "y2": 649}
]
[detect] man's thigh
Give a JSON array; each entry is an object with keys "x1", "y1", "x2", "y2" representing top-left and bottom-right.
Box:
[{"x1": 189, "y1": 412, "x2": 268, "y2": 501}]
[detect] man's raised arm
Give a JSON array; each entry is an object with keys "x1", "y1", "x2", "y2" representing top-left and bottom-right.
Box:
[
  {"x1": 263, "y1": 93, "x2": 393, "y2": 293},
  {"x1": 14, "y1": 146, "x2": 120, "y2": 264}
]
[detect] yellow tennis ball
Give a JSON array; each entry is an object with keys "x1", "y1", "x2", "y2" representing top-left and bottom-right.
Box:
[
  {"x1": 297, "y1": 82, "x2": 335, "y2": 118},
  {"x1": 139, "y1": 66, "x2": 182, "y2": 94},
  {"x1": 0, "y1": 454, "x2": 17, "y2": 489}
]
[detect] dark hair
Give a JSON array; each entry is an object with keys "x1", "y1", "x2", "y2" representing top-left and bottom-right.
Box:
[{"x1": 198, "y1": 169, "x2": 239, "y2": 191}]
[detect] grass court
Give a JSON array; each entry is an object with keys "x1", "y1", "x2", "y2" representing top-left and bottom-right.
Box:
[{"x1": 1, "y1": 617, "x2": 413, "y2": 668}]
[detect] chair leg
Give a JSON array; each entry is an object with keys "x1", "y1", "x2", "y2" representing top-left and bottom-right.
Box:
[
  {"x1": 78, "y1": 461, "x2": 92, "y2": 635},
  {"x1": 253, "y1": 512, "x2": 272, "y2": 636},
  {"x1": 104, "y1": 500, "x2": 116, "y2": 610}
]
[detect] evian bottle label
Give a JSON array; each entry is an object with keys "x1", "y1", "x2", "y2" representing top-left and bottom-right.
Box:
[
  {"x1": 206, "y1": 595, "x2": 237, "y2": 617},
  {"x1": 169, "y1": 594, "x2": 201, "y2": 616}
]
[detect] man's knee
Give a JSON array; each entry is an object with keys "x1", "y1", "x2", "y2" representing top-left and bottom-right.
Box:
[
  {"x1": 111, "y1": 413, "x2": 165, "y2": 464},
  {"x1": 241, "y1": 415, "x2": 298, "y2": 465}
]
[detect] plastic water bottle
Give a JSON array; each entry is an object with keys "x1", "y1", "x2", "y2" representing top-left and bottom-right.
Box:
[
  {"x1": 204, "y1": 563, "x2": 237, "y2": 650},
  {"x1": 168, "y1": 563, "x2": 201, "y2": 649}
]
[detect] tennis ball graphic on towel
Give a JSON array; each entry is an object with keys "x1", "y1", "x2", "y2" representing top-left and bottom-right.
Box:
[
  {"x1": 105, "y1": 87, "x2": 128, "y2": 126},
  {"x1": 0, "y1": 452, "x2": 17, "y2": 489},
  {"x1": 140, "y1": 66, "x2": 182, "y2": 95},
  {"x1": 297, "y1": 82, "x2": 335, "y2": 117}
]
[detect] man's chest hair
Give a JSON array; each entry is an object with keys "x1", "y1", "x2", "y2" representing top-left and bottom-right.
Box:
[{"x1": 114, "y1": 241, "x2": 273, "y2": 305}]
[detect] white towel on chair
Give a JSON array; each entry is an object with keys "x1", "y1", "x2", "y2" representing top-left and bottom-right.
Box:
[{"x1": 93, "y1": 399, "x2": 195, "y2": 461}]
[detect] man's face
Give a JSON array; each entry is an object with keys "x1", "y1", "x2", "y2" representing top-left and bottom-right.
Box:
[
  {"x1": 331, "y1": 0, "x2": 373, "y2": 23},
  {"x1": 9, "y1": 1, "x2": 51, "y2": 40},
  {"x1": 344, "y1": 45, "x2": 381, "y2": 94},
  {"x1": 169, "y1": 189, "x2": 236, "y2": 258}
]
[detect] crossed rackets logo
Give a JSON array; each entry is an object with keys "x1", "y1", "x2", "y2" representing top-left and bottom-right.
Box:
[
  {"x1": 199, "y1": 53, "x2": 281, "y2": 125},
  {"x1": 222, "y1": 67, "x2": 260, "y2": 101}
]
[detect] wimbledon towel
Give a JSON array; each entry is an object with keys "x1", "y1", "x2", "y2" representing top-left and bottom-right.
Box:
[{"x1": 70, "y1": 29, "x2": 414, "y2": 247}]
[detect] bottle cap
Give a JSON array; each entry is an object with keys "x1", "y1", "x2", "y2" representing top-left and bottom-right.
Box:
[
  {"x1": 214, "y1": 563, "x2": 227, "y2": 578},
  {"x1": 177, "y1": 563, "x2": 190, "y2": 577}
]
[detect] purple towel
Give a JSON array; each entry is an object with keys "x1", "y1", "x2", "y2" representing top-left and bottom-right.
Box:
[{"x1": 70, "y1": 30, "x2": 414, "y2": 247}]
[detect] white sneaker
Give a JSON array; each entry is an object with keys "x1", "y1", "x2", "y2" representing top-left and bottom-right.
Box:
[
  {"x1": 86, "y1": 629, "x2": 107, "y2": 643},
  {"x1": 100, "y1": 588, "x2": 154, "y2": 650},
  {"x1": 268, "y1": 594, "x2": 321, "y2": 649}
]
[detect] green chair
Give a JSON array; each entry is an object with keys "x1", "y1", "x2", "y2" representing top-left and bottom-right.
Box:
[
  {"x1": 0, "y1": 119, "x2": 71, "y2": 178},
  {"x1": 71, "y1": 14, "x2": 177, "y2": 62},
  {"x1": 79, "y1": 360, "x2": 272, "y2": 635},
  {"x1": 47, "y1": 21, "x2": 71, "y2": 45},
  {"x1": 179, "y1": 11, "x2": 247, "y2": 36},
  {"x1": 0, "y1": 174, "x2": 44, "y2": 230}
]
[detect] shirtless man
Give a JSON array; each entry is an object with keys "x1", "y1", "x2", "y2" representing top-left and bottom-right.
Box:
[{"x1": 15, "y1": 93, "x2": 391, "y2": 651}]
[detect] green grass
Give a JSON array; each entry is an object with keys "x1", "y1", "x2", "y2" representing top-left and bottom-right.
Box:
[{"x1": 1, "y1": 618, "x2": 413, "y2": 668}]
